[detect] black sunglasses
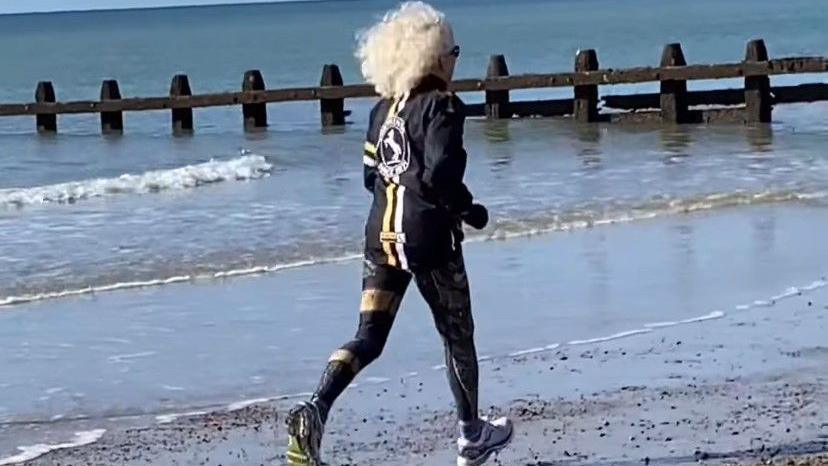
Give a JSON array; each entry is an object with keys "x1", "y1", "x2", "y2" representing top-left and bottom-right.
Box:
[{"x1": 448, "y1": 45, "x2": 460, "y2": 58}]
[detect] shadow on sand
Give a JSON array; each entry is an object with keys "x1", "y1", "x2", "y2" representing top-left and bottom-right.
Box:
[{"x1": 528, "y1": 439, "x2": 828, "y2": 466}]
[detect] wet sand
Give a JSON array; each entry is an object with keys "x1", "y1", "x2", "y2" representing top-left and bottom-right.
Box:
[
  {"x1": 15, "y1": 264, "x2": 828, "y2": 465},
  {"x1": 3, "y1": 202, "x2": 827, "y2": 436}
]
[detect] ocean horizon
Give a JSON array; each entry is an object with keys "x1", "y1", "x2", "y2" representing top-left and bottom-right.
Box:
[{"x1": 0, "y1": 0, "x2": 344, "y2": 16}]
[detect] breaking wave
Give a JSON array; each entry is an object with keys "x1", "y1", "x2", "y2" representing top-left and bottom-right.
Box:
[
  {"x1": 481, "y1": 188, "x2": 828, "y2": 241},
  {"x1": 0, "y1": 155, "x2": 272, "y2": 209},
  {"x1": 0, "y1": 429, "x2": 106, "y2": 466}
]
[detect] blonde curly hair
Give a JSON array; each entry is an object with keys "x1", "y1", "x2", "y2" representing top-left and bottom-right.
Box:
[{"x1": 356, "y1": 2, "x2": 455, "y2": 99}]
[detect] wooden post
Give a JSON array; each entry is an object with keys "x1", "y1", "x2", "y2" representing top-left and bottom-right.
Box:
[
  {"x1": 320, "y1": 64, "x2": 345, "y2": 127},
  {"x1": 573, "y1": 49, "x2": 599, "y2": 122},
  {"x1": 35, "y1": 81, "x2": 57, "y2": 134},
  {"x1": 242, "y1": 70, "x2": 267, "y2": 131},
  {"x1": 745, "y1": 39, "x2": 772, "y2": 123},
  {"x1": 659, "y1": 43, "x2": 689, "y2": 124},
  {"x1": 100, "y1": 79, "x2": 123, "y2": 134},
  {"x1": 170, "y1": 74, "x2": 194, "y2": 134},
  {"x1": 485, "y1": 54, "x2": 510, "y2": 119}
]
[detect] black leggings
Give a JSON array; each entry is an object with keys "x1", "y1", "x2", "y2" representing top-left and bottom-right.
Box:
[{"x1": 312, "y1": 252, "x2": 479, "y2": 423}]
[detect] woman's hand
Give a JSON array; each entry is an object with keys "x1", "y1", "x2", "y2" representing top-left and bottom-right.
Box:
[{"x1": 461, "y1": 204, "x2": 489, "y2": 230}]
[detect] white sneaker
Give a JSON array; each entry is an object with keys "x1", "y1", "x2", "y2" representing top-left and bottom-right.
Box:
[
  {"x1": 456, "y1": 417, "x2": 514, "y2": 466},
  {"x1": 285, "y1": 401, "x2": 326, "y2": 466}
]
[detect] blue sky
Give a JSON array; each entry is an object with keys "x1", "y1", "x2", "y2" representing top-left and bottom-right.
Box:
[{"x1": 0, "y1": 1, "x2": 292, "y2": 14}]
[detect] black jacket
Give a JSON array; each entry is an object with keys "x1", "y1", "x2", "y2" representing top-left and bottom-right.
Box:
[{"x1": 362, "y1": 76, "x2": 474, "y2": 271}]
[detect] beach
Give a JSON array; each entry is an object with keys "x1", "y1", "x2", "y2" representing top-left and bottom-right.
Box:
[{"x1": 2, "y1": 202, "x2": 827, "y2": 465}]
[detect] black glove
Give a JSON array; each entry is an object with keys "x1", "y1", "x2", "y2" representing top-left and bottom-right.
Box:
[{"x1": 461, "y1": 204, "x2": 489, "y2": 230}]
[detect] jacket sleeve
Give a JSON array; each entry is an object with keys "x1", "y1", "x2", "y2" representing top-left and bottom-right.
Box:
[
  {"x1": 363, "y1": 140, "x2": 378, "y2": 192},
  {"x1": 363, "y1": 103, "x2": 381, "y2": 192},
  {"x1": 422, "y1": 94, "x2": 474, "y2": 215}
]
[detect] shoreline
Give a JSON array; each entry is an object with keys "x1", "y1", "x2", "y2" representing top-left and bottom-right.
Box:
[
  {"x1": 9, "y1": 280, "x2": 828, "y2": 465},
  {"x1": 2, "y1": 201, "x2": 826, "y2": 465},
  {"x1": 3, "y1": 189, "x2": 826, "y2": 309}
]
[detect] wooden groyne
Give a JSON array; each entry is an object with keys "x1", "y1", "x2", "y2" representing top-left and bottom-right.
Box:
[{"x1": 2, "y1": 39, "x2": 827, "y2": 135}]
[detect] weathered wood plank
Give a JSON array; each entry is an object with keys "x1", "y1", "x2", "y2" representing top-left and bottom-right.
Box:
[
  {"x1": 610, "y1": 107, "x2": 744, "y2": 125},
  {"x1": 467, "y1": 82, "x2": 828, "y2": 119},
  {"x1": 603, "y1": 84, "x2": 828, "y2": 109},
  {"x1": 466, "y1": 99, "x2": 573, "y2": 118},
  {"x1": 5, "y1": 81, "x2": 826, "y2": 120},
  {"x1": 604, "y1": 89, "x2": 738, "y2": 109},
  {"x1": 454, "y1": 57, "x2": 828, "y2": 92},
  {"x1": 773, "y1": 83, "x2": 828, "y2": 103},
  {"x1": 0, "y1": 56, "x2": 825, "y2": 117}
]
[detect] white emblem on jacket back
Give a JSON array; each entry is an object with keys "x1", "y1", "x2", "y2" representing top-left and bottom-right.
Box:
[{"x1": 377, "y1": 116, "x2": 411, "y2": 178}]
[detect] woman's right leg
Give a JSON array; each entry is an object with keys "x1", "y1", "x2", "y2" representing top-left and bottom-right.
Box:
[
  {"x1": 286, "y1": 259, "x2": 411, "y2": 466},
  {"x1": 312, "y1": 260, "x2": 411, "y2": 416},
  {"x1": 414, "y1": 251, "x2": 513, "y2": 466}
]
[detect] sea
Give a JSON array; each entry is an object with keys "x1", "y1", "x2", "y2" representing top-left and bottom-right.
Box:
[{"x1": 0, "y1": 0, "x2": 826, "y2": 462}]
